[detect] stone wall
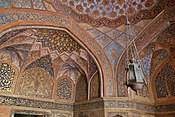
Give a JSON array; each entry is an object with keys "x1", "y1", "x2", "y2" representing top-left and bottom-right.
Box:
[
  {"x1": 1, "y1": 96, "x2": 175, "y2": 117},
  {"x1": 0, "y1": 106, "x2": 12, "y2": 117}
]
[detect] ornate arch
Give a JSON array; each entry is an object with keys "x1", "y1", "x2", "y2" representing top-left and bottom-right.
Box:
[
  {"x1": 151, "y1": 55, "x2": 175, "y2": 102},
  {"x1": 75, "y1": 74, "x2": 88, "y2": 102},
  {"x1": 89, "y1": 71, "x2": 101, "y2": 99},
  {"x1": 0, "y1": 8, "x2": 114, "y2": 96},
  {"x1": 115, "y1": 8, "x2": 175, "y2": 97},
  {"x1": 18, "y1": 67, "x2": 54, "y2": 98}
]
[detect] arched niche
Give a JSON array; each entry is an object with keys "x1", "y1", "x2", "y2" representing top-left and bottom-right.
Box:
[
  {"x1": 89, "y1": 72, "x2": 101, "y2": 99},
  {"x1": 18, "y1": 67, "x2": 54, "y2": 99},
  {"x1": 153, "y1": 58, "x2": 175, "y2": 100},
  {"x1": 0, "y1": 7, "x2": 114, "y2": 96},
  {"x1": 75, "y1": 75, "x2": 88, "y2": 102},
  {"x1": 55, "y1": 76, "x2": 74, "y2": 102},
  {"x1": 0, "y1": 26, "x2": 104, "y2": 99}
]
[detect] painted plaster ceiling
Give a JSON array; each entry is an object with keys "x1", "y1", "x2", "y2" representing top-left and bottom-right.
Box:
[
  {"x1": 140, "y1": 23, "x2": 175, "y2": 79},
  {"x1": 58, "y1": 0, "x2": 156, "y2": 19},
  {"x1": 47, "y1": 0, "x2": 159, "y2": 27},
  {"x1": 0, "y1": 0, "x2": 175, "y2": 98},
  {"x1": 1, "y1": 0, "x2": 168, "y2": 27},
  {"x1": 0, "y1": 28, "x2": 99, "y2": 83},
  {"x1": 0, "y1": 0, "x2": 174, "y2": 69}
]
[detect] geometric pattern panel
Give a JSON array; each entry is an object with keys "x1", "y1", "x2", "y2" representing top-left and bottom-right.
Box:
[
  {"x1": 90, "y1": 72, "x2": 100, "y2": 99},
  {"x1": 58, "y1": 0, "x2": 156, "y2": 19},
  {"x1": 35, "y1": 29, "x2": 81, "y2": 54},
  {"x1": 104, "y1": 41, "x2": 124, "y2": 68},
  {"x1": 18, "y1": 68, "x2": 53, "y2": 98},
  {"x1": 166, "y1": 60, "x2": 175, "y2": 96},
  {"x1": 157, "y1": 24, "x2": 175, "y2": 49},
  {"x1": 75, "y1": 75, "x2": 87, "y2": 102},
  {"x1": 12, "y1": 0, "x2": 31, "y2": 8},
  {"x1": 0, "y1": 62, "x2": 18, "y2": 93},
  {"x1": 141, "y1": 53, "x2": 152, "y2": 79},
  {"x1": 25, "y1": 55, "x2": 54, "y2": 77},
  {"x1": 155, "y1": 61, "x2": 173, "y2": 98},
  {"x1": 167, "y1": 73, "x2": 175, "y2": 96},
  {"x1": 0, "y1": 0, "x2": 10, "y2": 8},
  {"x1": 95, "y1": 34, "x2": 111, "y2": 48},
  {"x1": 57, "y1": 78, "x2": 73, "y2": 100},
  {"x1": 155, "y1": 75, "x2": 168, "y2": 98},
  {"x1": 150, "y1": 49, "x2": 168, "y2": 75},
  {"x1": 32, "y1": 0, "x2": 45, "y2": 10},
  {"x1": 117, "y1": 53, "x2": 127, "y2": 97}
]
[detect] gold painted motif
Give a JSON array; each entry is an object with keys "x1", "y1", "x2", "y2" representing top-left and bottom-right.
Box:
[
  {"x1": 57, "y1": 78, "x2": 73, "y2": 100},
  {"x1": 0, "y1": 61, "x2": 18, "y2": 94},
  {"x1": 35, "y1": 29, "x2": 81, "y2": 54},
  {"x1": 18, "y1": 67, "x2": 53, "y2": 98}
]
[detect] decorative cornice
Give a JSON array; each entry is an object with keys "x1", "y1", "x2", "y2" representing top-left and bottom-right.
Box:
[
  {"x1": 0, "y1": 96, "x2": 73, "y2": 111},
  {"x1": 1, "y1": 95, "x2": 175, "y2": 113}
]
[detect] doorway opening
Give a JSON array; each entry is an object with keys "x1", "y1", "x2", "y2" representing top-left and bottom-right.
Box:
[{"x1": 14, "y1": 114, "x2": 45, "y2": 117}]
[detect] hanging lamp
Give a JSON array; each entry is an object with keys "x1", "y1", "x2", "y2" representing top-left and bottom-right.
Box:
[
  {"x1": 126, "y1": 58, "x2": 146, "y2": 91},
  {"x1": 124, "y1": 1, "x2": 146, "y2": 91}
]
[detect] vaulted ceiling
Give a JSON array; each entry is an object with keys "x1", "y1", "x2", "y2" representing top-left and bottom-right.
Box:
[{"x1": 0, "y1": 0, "x2": 175, "y2": 101}]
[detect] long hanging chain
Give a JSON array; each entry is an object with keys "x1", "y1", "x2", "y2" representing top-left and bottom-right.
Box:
[{"x1": 125, "y1": 0, "x2": 129, "y2": 65}]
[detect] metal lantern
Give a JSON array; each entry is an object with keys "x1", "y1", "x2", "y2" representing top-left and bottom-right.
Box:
[{"x1": 126, "y1": 58, "x2": 146, "y2": 91}]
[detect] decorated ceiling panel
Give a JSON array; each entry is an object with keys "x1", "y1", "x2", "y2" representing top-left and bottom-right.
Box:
[
  {"x1": 104, "y1": 41, "x2": 124, "y2": 68},
  {"x1": 0, "y1": 0, "x2": 175, "y2": 102},
  {"x1": 25, "y1": 55, "x2": 54, "y2": 77},
  {"x1": 18, "y1": 67, "x2": 54, "y2": 98},
  {"x1": 0, "y1": 27, "x2": 100, "y2": 100},
  {"x1": 155, "y1": 59, "x2": 175, "y2": 98},
  {"x1": 140, "y1": 53, "x2": 152, "y2": 79},
  {"x1": 78, "y1": 20, "x2": 150, "y2": 69},
  {"x1": 0, "y1": 0, "x2": 174, "y2": 74},
  {"x1": 157, "y1": 23, "x2": 175, "y2": 49},
  {"x1": 139, "y1": 23, "x2": 175, "y2": 80},
  {"x1": 58, "y1": 0, "x2": 156, "y2": 19},
  {"x1": 35, "y1": 29, "x2": 81, "y2": 53},
  {"x1": 1, "y1": 0, "x2": 174, "y2": 27},
  {"x1": 56, "y1": 77, "x2": 73, "y2": 100},
  {"x1": 150, "y1": 49, "x2": 168, "y2": 75}
]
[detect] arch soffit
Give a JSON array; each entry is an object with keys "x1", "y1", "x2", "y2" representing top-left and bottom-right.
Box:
[
  {"x1": 150, "y1": 54, "x2": 175, "y2": 101},
  {"x1": 116, "y1": 8, "x2": 175, "y2": 77},
  {"x1": 115, "y1": 8, "x2": 175, "y2": 97}
]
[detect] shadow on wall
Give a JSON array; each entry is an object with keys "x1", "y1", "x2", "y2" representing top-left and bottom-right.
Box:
[
  {"x1": 113, "y1": 115, "x2": 123, "y2": 117},
  {"x1": 78, "y1": 113, "x2": 123, "y2": 117},
  {"x1": 78, "y1": 112, "x2": 89, "y2": 117}
]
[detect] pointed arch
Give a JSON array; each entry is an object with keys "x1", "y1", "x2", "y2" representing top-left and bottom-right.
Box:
[
  {"x1": 55, "y1": 76, "x2": 74, "y2": 102},
  {"x1": 0, "y1": 8, "x2": 115, "y2": 96},
  {"x1": 75, "y1": 75, "x2": 88, "y2": 102}
]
